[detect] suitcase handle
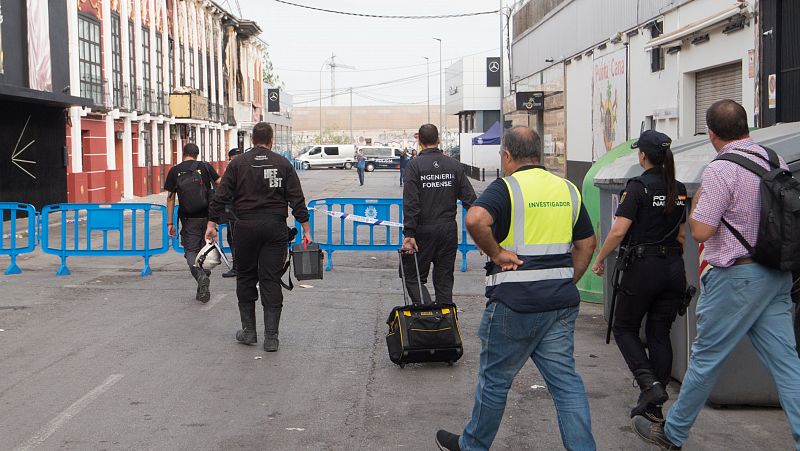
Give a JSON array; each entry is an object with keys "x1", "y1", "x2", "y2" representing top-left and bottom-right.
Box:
[{"x1": 398, "y1": 250, "x2": 425, "y2": 306}]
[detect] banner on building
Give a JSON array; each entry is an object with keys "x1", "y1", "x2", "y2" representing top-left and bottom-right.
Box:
[
  {"x1": 592, "y1": 48, "x2": 627, "y2": 160},
  {"x1": 27, "y1": 0, "x2": 53, "y2": 92},
  {"x1": 267, "y1": 89, "x2": 280, "y2": 113},
  {"x1": 486, "y1": 57, "x2": 501, "y2": 87}
]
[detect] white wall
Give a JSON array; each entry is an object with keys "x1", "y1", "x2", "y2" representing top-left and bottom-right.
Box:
[{"x1": 560, "y1": 0, "x2": 757, "y2": 165}]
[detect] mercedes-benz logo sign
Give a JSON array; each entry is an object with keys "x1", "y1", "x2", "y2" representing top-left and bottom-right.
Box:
[
  {"x1": 488, "y1": 61, "x2": 500, "y2": 73},
  {"x1": 269, "y1": 92, "x2": 279, "y2": 101}
]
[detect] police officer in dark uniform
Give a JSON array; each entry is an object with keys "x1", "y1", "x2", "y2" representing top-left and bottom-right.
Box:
[
  {"x1": 592, "y1": 130, "x2": 687, "y2": 423},
  {"x1": 206, "y1": 122, "x2": 312, "y2": 352},
  {"x1": 402, "y1": 124, "x2": 477, "y2": 304}
]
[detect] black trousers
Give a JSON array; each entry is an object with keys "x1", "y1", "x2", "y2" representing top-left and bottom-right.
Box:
[
  {"x1": 612, "y1": 254, "x2": 685, "y2": 387},
  {"x1": 179, "y1": 217, "x2": 208, "y2": 276},
  {"x1": 401, "y1": 222, "x2": 458, "y2": 305},
  {"x1": 233, "y1": 217, "x2": 288, "y2": 308},
  {"x1": 226, "y1": 219, "x2": 236, "y2": 267}
]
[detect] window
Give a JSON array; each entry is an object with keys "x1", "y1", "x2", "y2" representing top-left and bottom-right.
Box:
[
  {"x1": 179, "y1": 45, "x2": 185, "y2": 86},
  {"x1": 198, "y1": 50, "x2": 204, "y2": 92},
  {"x1": 128, "y1": 21, "x2": 137, "y2": 109},
  {"x1": 168, "y1": 39, "x2": 174, "y2": 92},
  {"x1": 650, "y1": 21, "x2": 665, "y2": 72},
  {"x1": 110, "y1": 13, "x2": 123, "y2": 108},
  {"x1": 308, "y1": 147, "x2": 321, "y2": 156},
  {"x1": 206, "y1": 53, "x2": 212, "y2": 97},
  {"x1": 78, "y1": 14, "x2": 103, "y2": 106},
  {"x1": 155, "y1": 32, "x2": 164, "y2": 112},
  {"x1": 142, "y1": 28, "x2": 151, "y2": 111},
  {"x1": 189, "y1": 47, "x2": 195, "y2": 88},
  {"x1": 324, "y1": 147, "x2": 339, "y2": 156}
]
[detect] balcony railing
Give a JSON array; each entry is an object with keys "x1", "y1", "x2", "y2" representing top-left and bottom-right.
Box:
[
  {"x1": 142, "y1": 88, "x2": 152, "y2": 113},
  {"x1": 161, "y1": 91, "x2": 170, "y2": 116},
  {"x1": 80, "y1": 75, "x2": 106, "y2": 109},
  {"x1": 112, "y1": 77, "x2": 123, "y2": 110},
  {"x1": 121, "y1": 82, "x2": 131, "y2": 111},
  {"x1": 225, "y1": 106, "x2": 235, "y2": 126}
]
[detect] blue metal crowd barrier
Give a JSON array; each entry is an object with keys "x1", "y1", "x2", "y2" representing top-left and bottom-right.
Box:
[
  {"x1": 170, "y1": 207, "x2": 232, "y2": 255},
  {"x1": 40, "y1": 203, "x2": 170, "y2": 276},
  {"x1": 0, "y1": 203, "x2": 37, "y2": 275},
  {"x1": 306, "y1": 198, "x2": 476, "y2": 272}
]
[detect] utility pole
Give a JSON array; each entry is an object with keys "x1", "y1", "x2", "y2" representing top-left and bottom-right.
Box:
[
  {"x1": 349, "y1": 87, "x2": 353, "y2": 144},
  {"x1": 499, "y1": 0, "x2": 505, "y2": 142},
  {"x1": 319, "y1": 57, "x2": 328, "y2": 145},
  {"x1": 424, "y1": 56, "x2": 430, "y2": 123},
  {"x1": 433, "y1": 38, "x2": 443, "y2": 143}
]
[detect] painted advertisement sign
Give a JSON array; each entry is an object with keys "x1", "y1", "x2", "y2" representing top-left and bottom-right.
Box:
[{"x1": 592, "y1": 48, "x2": 627, "y2": 160}]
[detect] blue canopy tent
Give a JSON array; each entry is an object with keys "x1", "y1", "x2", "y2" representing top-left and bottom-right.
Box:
[{"x1": 472, "y1": 121, "x2": 501, "y2": 145}]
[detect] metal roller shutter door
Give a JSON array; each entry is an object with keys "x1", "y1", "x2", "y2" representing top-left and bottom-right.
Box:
[{"x1": 695, "y1": 63, "x2": 743, "y2": 134}]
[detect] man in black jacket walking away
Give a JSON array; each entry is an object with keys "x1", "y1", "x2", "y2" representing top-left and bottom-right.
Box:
[
  {"x1": 402, "y1": 124, "x2": 476, "y2": 304},
  {"x1": 165, "y1": 143, "x2": 220, "y2": 303},
  {"x1": 206, "y1": 123, "x2": 312, "y2": 352}
]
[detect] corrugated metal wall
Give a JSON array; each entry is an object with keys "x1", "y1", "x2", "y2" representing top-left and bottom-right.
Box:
[{"x1": 511, "y1": 0, "x2": 692, "y2": 80}]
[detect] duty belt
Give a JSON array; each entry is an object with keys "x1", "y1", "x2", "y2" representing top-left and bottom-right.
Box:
[{"x1": 632, "y1": 245, "x2": 682, "y2": 258}]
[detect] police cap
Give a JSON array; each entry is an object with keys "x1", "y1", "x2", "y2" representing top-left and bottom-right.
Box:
[{"x1": 632, "y1": 130, "x2": 672, "y2": 155}]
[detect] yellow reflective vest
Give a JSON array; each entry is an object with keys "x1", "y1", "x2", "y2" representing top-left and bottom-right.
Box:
[{"x1": 485, "y1": 167, "x2": 582, "y2": 312}]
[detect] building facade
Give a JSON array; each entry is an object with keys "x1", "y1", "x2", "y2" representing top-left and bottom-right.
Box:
[
  {"x1": 0, "y1": 0, "x2": 89, "y2": 209},
  {"x1": 445, "y1": 51, "x2": 502, "y2": 174},
  {"x1": 65, "y1": 0, "x2": 288, "y2": 202},
  {"x1": 511, "y1": 0, "x2": 758, "y2": 188}
]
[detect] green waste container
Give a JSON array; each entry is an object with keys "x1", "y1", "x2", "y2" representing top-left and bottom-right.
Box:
[{"x1": 577, "y1": 140, "x2": 638, "y2": 303}]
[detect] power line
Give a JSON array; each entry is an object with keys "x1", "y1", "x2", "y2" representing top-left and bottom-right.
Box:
[
  {"x1": 354, "y1": 92, "x2": 428, "y2": 105},
  {"x1": 275, "y1": 47, "x2": 499, "y2": 73},
  {"x1": 273, "y1": 0, "x2": 498, "y2": 19}
]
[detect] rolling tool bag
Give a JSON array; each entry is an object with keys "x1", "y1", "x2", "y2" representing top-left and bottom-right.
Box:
[{"x1": 386, "y1": 250, "x2": 464, "y2": 368}]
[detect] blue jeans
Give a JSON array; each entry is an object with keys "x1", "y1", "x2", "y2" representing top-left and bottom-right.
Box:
[
  {"x1": 665, "y1": 264, "x2": 800, "y2": 449},
  {"x1": 460, "y1": 302, "x2": 596, "y2": 451},
  {"x1": 400, "y1": 166, "x2": 406, "y2": 185},
  {"x1": 357, "y1": 167, "x2": 365, "y2": 185}
]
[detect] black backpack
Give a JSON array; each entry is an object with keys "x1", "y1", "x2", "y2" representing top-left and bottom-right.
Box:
[
  {"x1": 176, "y1": 161, "x2": 210, "y2": 215},
  {"x1": 716, "y1": 147, "x2": 800, "y2": 272}
]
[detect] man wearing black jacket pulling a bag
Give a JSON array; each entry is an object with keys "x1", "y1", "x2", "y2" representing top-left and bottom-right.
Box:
[
  {"x1": 205, "y1": 122, "x2": 312, "y2": 352},
  {"x1": 165, "y1": 143, "x2": 220, "y2": 303},
  {"x1": 402, "y1": 124, "x2": 476, "y2": 304}
]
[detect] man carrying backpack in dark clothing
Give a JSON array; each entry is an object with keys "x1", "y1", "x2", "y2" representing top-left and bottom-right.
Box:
[
  {"x1": 633, "y1": 100, "x2": 800, "y2": 450},
  {"x1": 165, "y1": 143, "x2": 220, "y2": 303}
]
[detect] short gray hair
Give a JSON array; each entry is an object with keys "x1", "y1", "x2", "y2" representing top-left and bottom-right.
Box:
[{"x1": 502, "y1": 126, "x2": 542, "y2": 163}]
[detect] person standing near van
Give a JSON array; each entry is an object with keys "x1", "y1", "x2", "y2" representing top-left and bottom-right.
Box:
[
  {"x1": 399, "y1": 149, "x2": 410, "y2": 187},
  {"x1": 165, "y1": 143, "x2": 220, "y2": 303},
  {"x1": 205, "y1": 122, "x2": 312, "y2": 352},
  {"x1": 591, "y1": 130, "x2": 687, "y2": 424},
  {"x1": 402, "y1": 124, "x2": 476, "y2": 304},
  {"x1": 356, "y1": 148, "x2": 367, "y2": 186}
]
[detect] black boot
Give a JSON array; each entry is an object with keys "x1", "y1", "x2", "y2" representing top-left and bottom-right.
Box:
[
  {"x1": 196, "y1": 268, "x2": 211, "y2": 303},
  {"x1": 235, "y1": 302, "x2": 257, "y2": 345},
  {"x1": 222, "y1": 267, "x2": 237, "y2": 278},
  {"x1": 263, "y1": 307, "x2": 282, "y2": 352},
  {"x1": 631, "y1": 381, "x2": 668, "y2": 419}
]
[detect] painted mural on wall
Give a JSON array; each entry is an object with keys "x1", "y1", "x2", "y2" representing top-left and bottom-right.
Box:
[
  {"x1": 27, "y1": 0, "x2": 52, "y2": 91},
  {"x1": 592, "y1": 47, "x2": 627, "y2": 160}
]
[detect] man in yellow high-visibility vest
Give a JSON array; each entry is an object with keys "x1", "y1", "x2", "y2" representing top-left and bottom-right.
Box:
[{"x1": 435, "y1": 126, "x2": 597, "y2": 451}]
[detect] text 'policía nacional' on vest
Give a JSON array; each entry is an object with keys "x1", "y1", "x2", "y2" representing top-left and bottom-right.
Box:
[{"x1": 421, "y1": 173, "x2": 455, "y2": 188}]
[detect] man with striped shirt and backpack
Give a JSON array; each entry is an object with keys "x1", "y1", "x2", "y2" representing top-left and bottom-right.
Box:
[{"x1": 633, "y1": 100, "x2": 800, "y2": 450}]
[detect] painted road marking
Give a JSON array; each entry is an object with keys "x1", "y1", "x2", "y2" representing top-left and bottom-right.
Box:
[
  {"x1": 14, "y1": 374, "x2": 124, "y2": 451},
  {"x1": 200, "y1": 293, "x2": 229, "y2": 311}
]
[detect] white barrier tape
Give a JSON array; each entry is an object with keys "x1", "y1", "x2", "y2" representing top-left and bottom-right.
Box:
[{"x1": 311, "y1": 207, "x2": 404, "y2": 228}]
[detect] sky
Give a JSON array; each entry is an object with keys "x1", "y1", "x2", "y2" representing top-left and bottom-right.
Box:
[{"x1": 229, "y1": 0, "x2": 505, "y2": 107}]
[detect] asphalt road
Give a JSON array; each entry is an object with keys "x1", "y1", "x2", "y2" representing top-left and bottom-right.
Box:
[{"x1": 0, "y1": 167, "x2": 795, "y2": 450}]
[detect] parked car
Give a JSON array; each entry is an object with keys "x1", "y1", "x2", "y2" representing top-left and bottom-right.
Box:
[
  {"x1": 358, "y1": 146, "x2": 403, "y2": 172},
  {"x1": 296, "y1": 144, "x2": 356, "y2": 170}
]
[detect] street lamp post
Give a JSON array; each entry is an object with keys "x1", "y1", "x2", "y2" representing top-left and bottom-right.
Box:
[
  {"x1": 499, "y1": 0, "x2": 505, "y2": 142},
  {"x1": 319, "y1": 58, "x2": 328, "y2": 145},
  {"x1": 423, "y1": 56, "x2": 430, "y2": 124},
  {"x1": 433, "y1": 37, "x2": 443, "y2": 145}
]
